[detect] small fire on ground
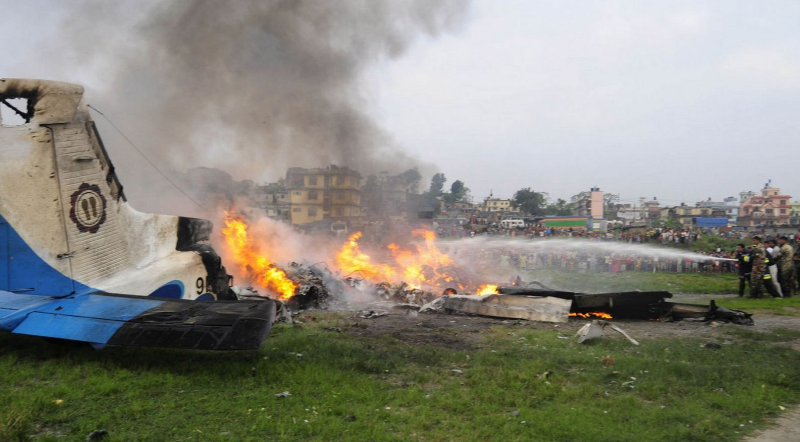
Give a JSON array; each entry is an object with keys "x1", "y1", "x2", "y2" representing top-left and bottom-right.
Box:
[{"x1": 570, "y1": 312, "x2": 613, "y2": 319}]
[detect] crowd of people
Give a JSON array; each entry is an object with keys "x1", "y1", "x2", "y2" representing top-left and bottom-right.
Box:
[
  {"x1": 439, "y1": 224, "x2": 800, "y2": 246},
  {"x1": 474, "y1": 248, "x2": 737, "y2": 275},
  {"x1": 734, "y1": 236, "x2": 799, "y2": 298},
  {"x1": 444, "y1": 227, "x2": 800, "y2": 297}
]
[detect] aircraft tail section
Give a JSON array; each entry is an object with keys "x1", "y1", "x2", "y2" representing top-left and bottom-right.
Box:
[{"x1": 0, "y1": 78, "x2": 232, "y2": 301}]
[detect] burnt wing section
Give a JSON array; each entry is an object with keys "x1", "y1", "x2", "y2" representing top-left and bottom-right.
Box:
[
  {"x1": 107, "y1": 298, "x2": 276, "y2": 350},
  {"x1": 177, "y1": 217, "x2": 236, "y2": 300},
  {"x1": 498, "y1": 286, "x2": 674, "y2": 320}
]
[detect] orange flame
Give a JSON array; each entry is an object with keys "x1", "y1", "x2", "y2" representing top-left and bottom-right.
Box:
[
  {"x1": 477, "y1": 284, "x2": 499, "y2": 296},
  {"x1": 388, "y1": 229, "x2": 456, "y2": 289},
  {"x1": 336, "y1": 232, "x2": 397, "y2": 281},
  {"x1": 333, "y1": 228, "x2": 491, "y2": 293},
  {"x1": 220, "y1": 214, "x2": 297, "y2": 300},
  {"x1": 569, "y1": 312, "x2": 613, "y2": 319}
]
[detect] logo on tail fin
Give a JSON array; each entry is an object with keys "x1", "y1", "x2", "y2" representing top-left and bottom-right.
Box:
[{"x1": 69, "y1": 183, "x2": 107, "y2": 233}]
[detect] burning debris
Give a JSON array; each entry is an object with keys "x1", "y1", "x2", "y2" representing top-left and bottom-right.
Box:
[
  {"x1": 222, "y1": 214, "x2": 297, "y2": 300},
  {"x1": 375, "y1": 282, "x2": 438, "y2": 306},
  {"x1": 217, "y1": 214, "x2": 752, "y2": 328},
  {"x1": 219, "y1": 214, "x2": 497, "y2": 307}
]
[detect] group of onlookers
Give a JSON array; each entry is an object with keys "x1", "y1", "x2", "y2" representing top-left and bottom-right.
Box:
[
  {"x1": 735, "y1": 236, "x2": 798, "y2": 298},
  {"x1": 474, "y1": 249, "x2": 738, "y2": 275}
]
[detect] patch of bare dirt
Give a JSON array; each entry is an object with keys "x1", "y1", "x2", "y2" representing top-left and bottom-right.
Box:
[
  {"x1": 334, "y1": 302, "x2": 800, "y2": 350},
  {"x1": 742, "y1": 406, "x2": 800, "y2": 442}
]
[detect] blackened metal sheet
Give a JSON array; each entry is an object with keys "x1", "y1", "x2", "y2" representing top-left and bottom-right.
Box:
[{"x1": 107, "y1": 297, "x2": 276, "y2": 350}]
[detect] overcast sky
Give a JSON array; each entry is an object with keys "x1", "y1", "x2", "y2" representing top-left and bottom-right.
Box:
[{"x1": 2, "y1": 0, "x2": 799, "y2": 211}]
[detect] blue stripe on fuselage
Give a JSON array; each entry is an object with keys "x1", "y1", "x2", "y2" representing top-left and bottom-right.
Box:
[{"x1": 0, "y1": 213, "x2": 93, "y2": 296}]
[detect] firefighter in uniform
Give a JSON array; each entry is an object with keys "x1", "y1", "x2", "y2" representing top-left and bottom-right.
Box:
[
  {"x1": 778, "y1": 236, "x2": 795, "y2": 297},
  {"x1": 749, "y1": 236, "x2": 778, "y2": 298},
  {"x1": 735, "y1": 244, "x2": 752, "y2": 297},
  {"x1": 750, "y1": 236, "x2": 766, "y2": 298}
]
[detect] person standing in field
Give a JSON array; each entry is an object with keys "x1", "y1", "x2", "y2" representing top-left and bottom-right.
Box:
[
  {"x1": 778, "y1": 236, "x2": 794, "y2": 297},
  {"x1": 749, "y1": 236, "x2": 779, "y2": 298},
  {"x1": 765, "y1": 239, "x2": 784, "y2": 298},
  {"x1": 750, "y1": 237, "x2": 766, "y2": 298},
  {"x1": 735, "y1": 244, "x2": 752, "y2": 297}
]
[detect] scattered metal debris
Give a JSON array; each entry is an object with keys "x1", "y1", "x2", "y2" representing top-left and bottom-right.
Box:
[
  {"x1": 442, "y1": 294, "x2": 572, "y2": 323},
  {"x1": 576, "y1": 321, "x2": 605, "y2": 344},
  {"x1": 375, "y1": 282, "x2": 438, "y2": 306},
  {"x1": 355, "y1": 310, "x2": 389, "y2": 319},
  {"x1": 419, "y1": 297, "x2": 447, "y2": 313},
  {"x1": 709, "y1": 302, "x2": 754, "y2": 325},
  {"x1": 610, "y1": 324, "x2": 640, "y2": 346},
  {"x1": 576, "y1": 320, "x2": 639, "y2": 345}
]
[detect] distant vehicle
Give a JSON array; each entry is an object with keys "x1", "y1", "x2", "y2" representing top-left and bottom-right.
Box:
[
  {"x1": 499, "y1": 219, "x2": 525, "y2": 229},
  {"x1": 331, "y1": 221, "x2": 348, "y2": 236},
  {"x1": 0, "y1": 79, "x2": 275, "y2": 350}
]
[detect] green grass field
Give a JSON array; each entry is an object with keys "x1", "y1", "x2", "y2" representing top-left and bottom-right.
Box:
[{"x1": 2, "y1": 312, "x2": 800, "y2": 442}]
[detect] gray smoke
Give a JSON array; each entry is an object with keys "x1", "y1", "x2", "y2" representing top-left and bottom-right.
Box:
[{"x1": 39, "y1": 0, "x2": 469, "y2": 212}]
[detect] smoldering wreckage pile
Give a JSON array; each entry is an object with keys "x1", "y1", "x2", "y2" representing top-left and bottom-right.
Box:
[{"x1": 221, "y1": 215, "x2": 754, "y2": 342}]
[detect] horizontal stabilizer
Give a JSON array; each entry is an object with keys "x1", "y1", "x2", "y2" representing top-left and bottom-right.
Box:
[{"x1": 0, "y1": 291, "x2": 276, "y2": 350}]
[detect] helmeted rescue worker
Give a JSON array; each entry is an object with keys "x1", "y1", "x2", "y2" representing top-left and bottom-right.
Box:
[
  {"x1": 750, "y1": 236, "x2": 779, "y2": 298},
  {"x1": 735, "y1": 244, "x2": 752, "y2": 297}
]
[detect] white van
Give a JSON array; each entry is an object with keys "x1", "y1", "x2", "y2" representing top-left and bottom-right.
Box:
[{"x1": 499, "y1": 219, "x2": 525, "y2": 229}]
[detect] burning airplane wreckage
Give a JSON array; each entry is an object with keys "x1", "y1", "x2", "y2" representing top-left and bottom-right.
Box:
[
  {"x1": 220, "y1": 215, "x2": 754, "y2": 327},
  {"x1": 0, "y1": 79, "x2": 751, "y2": 352}
]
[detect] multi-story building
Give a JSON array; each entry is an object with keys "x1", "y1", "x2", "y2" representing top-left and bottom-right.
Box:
[
  {"x1": 611, "y1": 198, "x2": 660, "y2": 227},
  {"x1": 483, "y1": 198, "x2": 519, "y2": 213},
  {"x1": 573, "y1": 187, "x2": 604, "y2": 219},
  {"x1": 661, "y1": 204, "x2": 727, "y2": 228},
  {"x1": 737, "y1": 183, "x2": 793, "y2": 227},
  {"x1": 790, "y1": 201, "x2": 800, "y2": 227},
  {"x1": 285, "y1": 166, "x2": 362, "y2": 226},
  {"x1": 362, "y1": 171, "x2": 413, "y2": 221},
  {"x1": 695, "y1": 197, "x2": 739, "y2": 225},
  {"x1": 252, "y1": 183, "x2": 290, "y2": 221}
]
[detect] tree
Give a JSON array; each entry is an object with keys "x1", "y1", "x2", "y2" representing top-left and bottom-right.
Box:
[
  {"x1": 400, "y1": 168, "x2": 422, "y2": 194},
  {"x1": 429, "y1": 173, "x2": 447, "y2": 196},
  {"x1": 511, "y1": 188, "x2": 548, "y2": 216},
  {"x1": 444, "y1": 180, "x2": 470, "y2": 204},
  {"x1": 570, "y1": 191, "x2": 590, "y2": 204},
  {"x1": 604, "y1": 193, "x2": 619, "y2": 213},
  {"x1": 544, "y1": 198, "x2": 574, "y2": 216},
  {"x1": 652, "y1": 218, "x2": 682, "y2": 230}
]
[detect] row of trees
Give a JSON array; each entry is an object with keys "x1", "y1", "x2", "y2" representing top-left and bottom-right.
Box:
[
  {"x1": 427, "y1": 173, "x2": 470, "y2": 204},
  {"x1": 423, "y1": 173, "x2": 622, "y2": 218},
  {"x1": 509, "y1": 188, "x2": 573, "y2": 216}
]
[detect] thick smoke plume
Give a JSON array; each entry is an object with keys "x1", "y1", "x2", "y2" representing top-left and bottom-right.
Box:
[{"x1": 55, "y1": 0, "x2": 469, "y2": 184}]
